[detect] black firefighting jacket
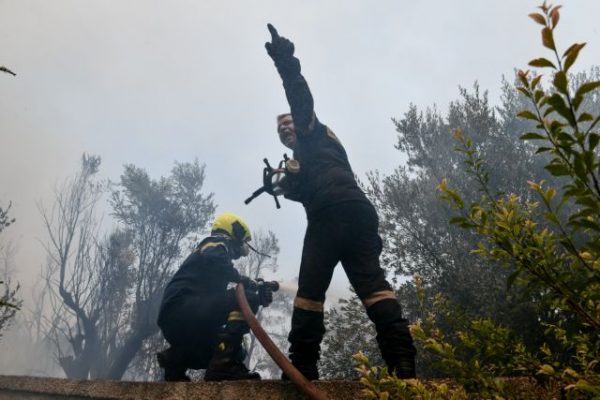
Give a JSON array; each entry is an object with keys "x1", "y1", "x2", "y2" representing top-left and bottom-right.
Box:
[
  {"x1": 157, "y1": 236, "x2": 241, "y2": 325},
  {"x1": 278, "y1": 56, "x2": 369, "y2": 217}
]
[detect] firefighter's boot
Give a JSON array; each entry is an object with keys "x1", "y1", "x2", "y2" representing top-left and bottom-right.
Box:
[
  {"x1": 204, "y1": 313, "x2": 261, "y2": 381},
  {"x1": 157, "y1": 347, "x2": 191, "y2": 382},
  {"x1": 389, "y1": 355, "x2": 416, "y2": 379},
  {"x1": 281, "y1": 346, "x2": 320, "y2": 381},
  {"x1": 367, "y1": 298, "x2": 417, "y2": 379},
  {"x1": 281, "y1": 362, "x2": 319, "y2": 381},
  {"x1": 282, "y1": 304, "x2": 323, "y2": 381}
]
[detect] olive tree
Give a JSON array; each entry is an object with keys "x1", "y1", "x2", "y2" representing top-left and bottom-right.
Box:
[{"x1": 41, "y1": 154, "x2": 215, "y2": 379}]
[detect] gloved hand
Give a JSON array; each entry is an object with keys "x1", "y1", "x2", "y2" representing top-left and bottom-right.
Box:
[
  {"x1": 265, "y1": 23, "x2": 301, "y2": 77},
  {"x1": 239, "y1": 275, "x2": 258, "y2": 291},
  {"x1": 256, "y1": 279, "x2": 274, "y2": 307}
]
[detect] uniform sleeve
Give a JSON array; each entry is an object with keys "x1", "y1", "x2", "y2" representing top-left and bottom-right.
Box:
[
  {"x1": 282, "y1": 72, "x2": 316, "y2": 136},
  {"x1": 272, "y1": 51, "x2": 321, "y2": 138}
]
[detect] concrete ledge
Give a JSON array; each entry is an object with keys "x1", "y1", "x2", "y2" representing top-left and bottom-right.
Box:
[
  {"x1": 0, "y1": 375, "x2": 561, "y2": 399},
  {"x1": 0, "y1": 375, "x2": 365, "y2": 400}
]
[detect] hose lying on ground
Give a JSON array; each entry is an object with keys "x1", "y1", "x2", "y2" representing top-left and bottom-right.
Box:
[{"x1": 235, "y1": 283, "x2": 329, "y2": 400}]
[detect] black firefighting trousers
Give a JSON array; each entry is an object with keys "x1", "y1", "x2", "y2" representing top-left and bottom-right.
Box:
[
  {"x1": 158, "y1": 289, "x2": 258, "y2": 369},
  {"x1": 288, "y1": 201, "x2": 416, "y2": 367}
]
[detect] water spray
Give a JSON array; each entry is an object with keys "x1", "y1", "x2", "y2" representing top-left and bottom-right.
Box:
[{"x1": 275, "y1": 280, "x2": 298, "y2": 297}]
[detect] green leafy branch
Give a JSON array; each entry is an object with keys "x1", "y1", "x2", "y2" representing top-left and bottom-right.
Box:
[
  {"x1": 434, "y1": 2, "x2": 599, "y2": 398},
  {"x1": 354, "y1": 351, "x2": 468, "y2": 400},
  {"x1": 518, "y1": 3, "x2": 600, "y2": 225}
]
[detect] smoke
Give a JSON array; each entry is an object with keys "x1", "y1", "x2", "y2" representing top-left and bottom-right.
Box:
[
  {"x1": 0, "y1": 317, "x2": 64, "y2": 377},
  {"x1": 273, "y1": 278, "x2": 348, "y2": 306},
  {"x1": 275, "y1": 280, "x2": 298, "y2": 297}
]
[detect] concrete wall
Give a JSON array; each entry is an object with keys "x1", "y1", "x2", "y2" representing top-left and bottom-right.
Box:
[
  {"x1": 0, "y1": 375, "x2": 365, "y2": 400},
  {"x1": 0, "y1": 375, "x2": 561, "y2": 399}
]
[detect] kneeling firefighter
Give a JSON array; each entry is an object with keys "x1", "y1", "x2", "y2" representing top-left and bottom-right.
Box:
[{"x1": 156, "y1": 212, "x2": 274, "y2": 381}]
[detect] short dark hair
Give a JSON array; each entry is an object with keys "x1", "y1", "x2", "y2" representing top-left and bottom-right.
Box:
[{"x1": 277, "y1": 113, "x2": 291, "y2": 123}]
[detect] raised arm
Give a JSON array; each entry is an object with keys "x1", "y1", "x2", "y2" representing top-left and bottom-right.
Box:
[{"x1": 265, "y1": 24, "x2": 316, "y2": 135}]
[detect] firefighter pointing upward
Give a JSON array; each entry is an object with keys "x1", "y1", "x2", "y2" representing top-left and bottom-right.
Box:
[{"x1": 265, "y1": 24, "x2": 416, "y2": 380}]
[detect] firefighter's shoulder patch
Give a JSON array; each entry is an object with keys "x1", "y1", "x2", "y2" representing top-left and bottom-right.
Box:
[{"x1": 326, "y1": 127, "x2": 342, "y2": 145}]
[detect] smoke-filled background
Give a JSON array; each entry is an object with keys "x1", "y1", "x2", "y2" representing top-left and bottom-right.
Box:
[{"x1": 1, "y1": 0, "x2": 599, "y2": 379}]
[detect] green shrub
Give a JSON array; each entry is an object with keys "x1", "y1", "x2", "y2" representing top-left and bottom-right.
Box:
[{"x1": 358, "y1": 2, "x2": 599, "y2": 399}]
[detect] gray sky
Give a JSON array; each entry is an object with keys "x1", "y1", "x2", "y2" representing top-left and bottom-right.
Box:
[{"x1": 1, "y1": 0, "x2": 599, "y2": 304}]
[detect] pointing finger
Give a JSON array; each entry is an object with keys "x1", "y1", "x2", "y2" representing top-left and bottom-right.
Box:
[{"x1": 267, "y1": 23, "x2": 280, "y2": 41}]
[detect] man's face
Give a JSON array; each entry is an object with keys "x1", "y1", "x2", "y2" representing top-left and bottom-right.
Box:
[{"x1": 277, "y1": 114, "x2": 297, "y2": 150}]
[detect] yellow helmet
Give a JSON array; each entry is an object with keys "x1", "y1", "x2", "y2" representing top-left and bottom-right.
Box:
[{"x1": 211, "y1": 212, "x2": 252, "y2": 243}]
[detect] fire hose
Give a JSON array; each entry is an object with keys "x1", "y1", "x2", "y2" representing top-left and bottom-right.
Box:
[{"x1": 235, "y1": 283, "x2": 329, "y2": 400}]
